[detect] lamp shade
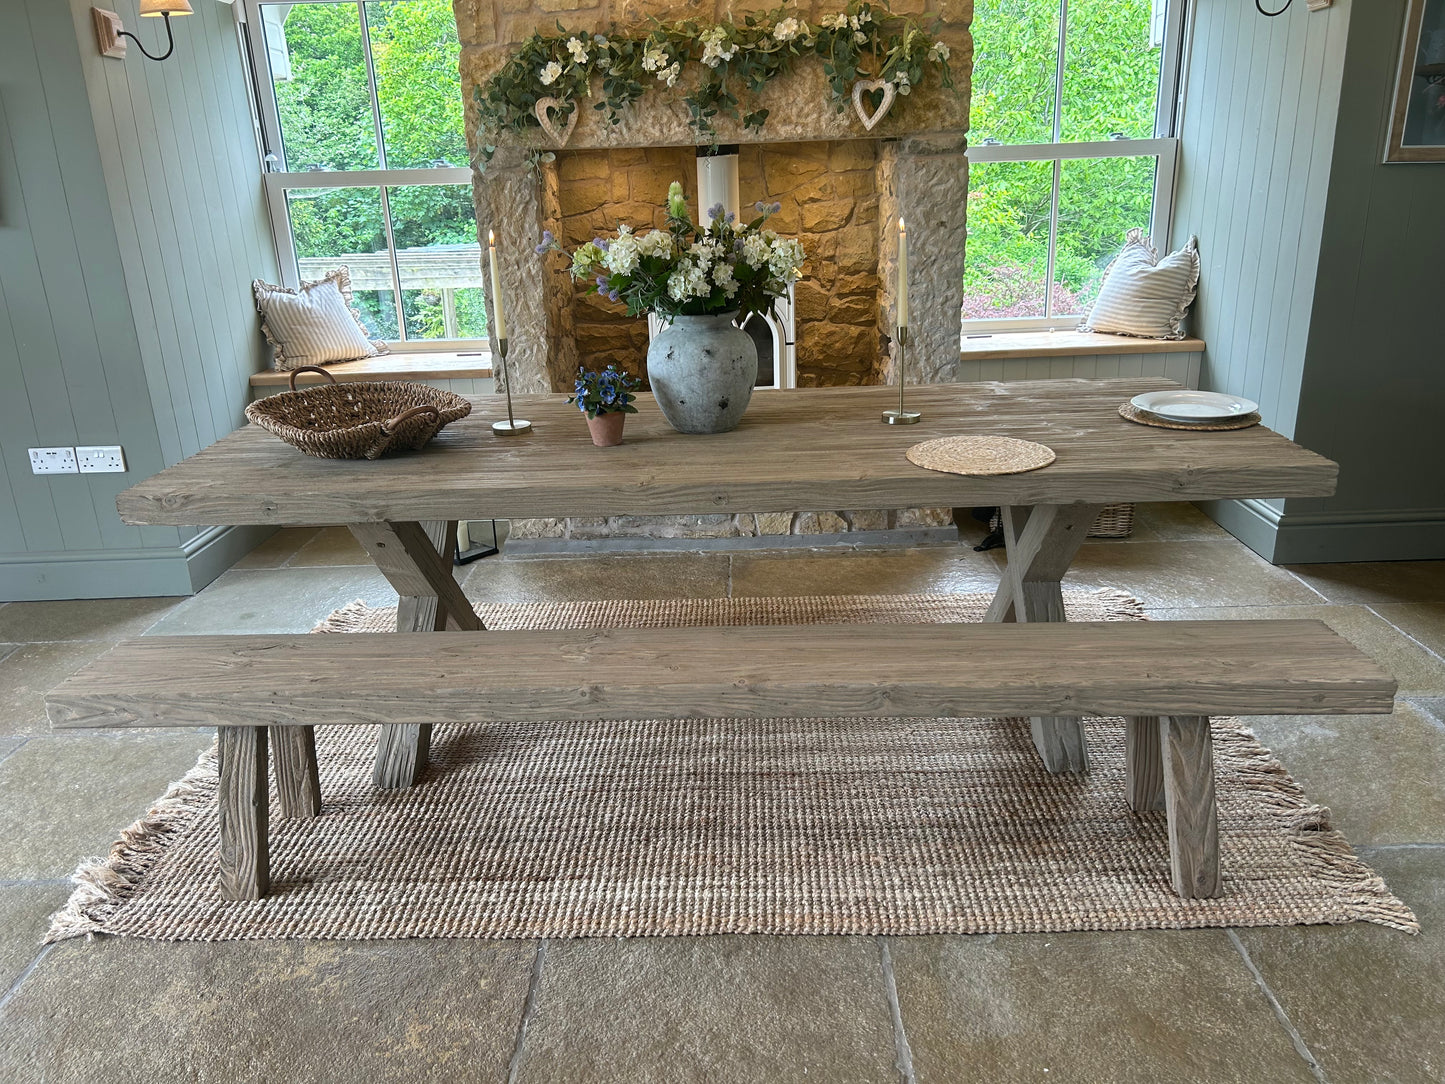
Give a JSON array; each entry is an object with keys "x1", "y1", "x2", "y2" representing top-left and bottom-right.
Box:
[{"x1": 139, "y1": 0, "x2": 193, "y2": 15}]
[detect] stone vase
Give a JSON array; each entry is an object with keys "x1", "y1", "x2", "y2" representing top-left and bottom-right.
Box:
[
  {"x1": 585, "y1": 411, "x2": 626, "y2": 447},
  {"x1": 646, "y1": 312, "x2": 758, "y2": 435}
]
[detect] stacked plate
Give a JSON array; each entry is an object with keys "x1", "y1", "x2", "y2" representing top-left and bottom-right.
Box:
[{"x1": 1126, "y1": 390, "x2": 1259, "y2": 429}]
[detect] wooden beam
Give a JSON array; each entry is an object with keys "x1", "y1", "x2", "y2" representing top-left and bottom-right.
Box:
[
  {"x1": 47, "y1": 620, "x2": 1398, "y2": 730},
  {"x1": 348, "y1": 521, "x2": 482, "y2": 634},
  {"x1": 1125, "y1": 716, "x2": 1165, "y2": 812},
  {"x1": 987, "y1": 503, "x2": 1103, "y2": 773},
  {"x1": 371, "y1": 520, "x2": 462, "y2": 789},
  {"x1": 269, "y1": 725, "x2": 321, "y2": 819},
  {"x1": 218, "y1": 727, "x2": 269, "y2": 900},
  {"x1": 1160, "y1": 715, "x2": 1221, "y2": 899}
]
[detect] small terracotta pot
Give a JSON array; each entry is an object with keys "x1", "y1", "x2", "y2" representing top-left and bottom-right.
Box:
[{"x1": 586, "y1": 411, "x2": 626, "y2": 447}]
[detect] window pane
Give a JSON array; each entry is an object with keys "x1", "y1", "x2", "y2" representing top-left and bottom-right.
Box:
[
  {"x1": 262, "y1": 2, "x2": 379, "y2": 171},
  {"x1": 366, "y1": 0, "x2": 468, "y2": 169},
  {"x1": 1054, "y1": 155, "x2": 1156, "y2": 315},
  {"x1": 962, "y1": 159, "x2": 1055, "y2": 320},
  {"x1": 968, "y1": 0, "x2": 1061, "y2": 144},
  {"x1": 286, "y1": 187, "x2": 398, "y2": 339},
  {"x1": 1061, "y1": 0, "x2": 1163, "y2": 141},
  {"x1": 387, "y1": 184, "x2": 486, "y2": 340}
]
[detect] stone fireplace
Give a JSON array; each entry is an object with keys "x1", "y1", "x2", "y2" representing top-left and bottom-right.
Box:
[{"x1": 453, "y1": 0, "x2": 972, "y2": 541}]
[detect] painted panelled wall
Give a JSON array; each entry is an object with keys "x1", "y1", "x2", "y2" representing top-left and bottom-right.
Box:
[
  {"x1": 1177, "y1": 0, "x2": 1443, "y2": 562},
  {"x1": 1171, "y1": 0, "x2": 1350, "y2": 440},
  {"x1": 957, "y1": 351, "x2": 1201, "y2": 388},
  {"x1": 1283, "y1": 0, "x2": 1445, "y2": 561},
  {"x1": 0, "y1": 0, "x2": 275, "y2": 600}
]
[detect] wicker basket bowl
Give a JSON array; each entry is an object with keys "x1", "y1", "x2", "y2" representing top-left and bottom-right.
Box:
[{"x1": 245, "y1": 366, "x2": 473, "y2": 459}]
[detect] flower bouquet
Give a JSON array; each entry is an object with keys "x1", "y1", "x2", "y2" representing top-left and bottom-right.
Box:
[
  {"x1": 568, "y1": 363, "x2": 641, "y2": 446},
  {"x1": 539, "y1": 183, "x2": 805, "y2": 434}
]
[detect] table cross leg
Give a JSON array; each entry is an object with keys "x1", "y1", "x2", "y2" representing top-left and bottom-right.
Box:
[
  {"x1": 349, "y1": 519, "x2": 483, "y2": 789},
  {"x1": 984, "y1": 503, "x2": 1103, "y2": 774}
]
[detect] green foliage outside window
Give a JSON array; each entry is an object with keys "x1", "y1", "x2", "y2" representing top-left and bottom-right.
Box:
[
  {"x1": 271, "y1": 0, "x2": 484, "y2": 340},
  {"x1": 964, "y1": 0, "x2": 1163, "y2": 319}
]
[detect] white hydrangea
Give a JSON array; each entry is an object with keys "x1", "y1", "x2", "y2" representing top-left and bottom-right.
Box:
[
  {"x1": 539, "y1": 61, "x2": 563, "y2": 86},
  {"x1": 741, "y1": 232, "x2": 772, "y2": 269},
  {"x1": 767, "y1": 236, "x2": 805, "y2": 283},
  {"x1": 854, "y1": 30, "x2": 868, "y2": 44},
  {"x1": 565, "y1": 37, "x2": 588, "y2": 64},
  {"x1": 825, "y1": 12, "x2": 849, "y2": 29},
  {"x1": 700, "y1": 26, "x2": 739, "y2": 68},
  {"x1": 773, "y1": 17, "x2": 804, "y2": 43},
  {"x1": 637, "y1": 229, "x2": 674, "y2": 259},
  {"x1": 604, "y1": 225, "x2": 641, "y2": 276},
  {"x1": 666, "y1": 258, "x2": 711, "y2": 301},
  {"x1": 712, "y1": 260, "x2": 739, "y2": 299},
  {"x1": 641, "y1": 46, "x2": 666, "y2": 72},
  {"x1": 929, "y1": 41, "x2": 951, "y2": 62},
  {"x1": 894, "y1": 69, "x2": 911, "y2": 95},
  {"x1": 661, "y1": 62, "x2": 681, "y2": 87}
]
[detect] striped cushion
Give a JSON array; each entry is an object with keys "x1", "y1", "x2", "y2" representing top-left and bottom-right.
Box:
[
  {"x1": 1079, "y1": 230, "x2": 1199, "y2": 340},
  {"x1": 253, "y1": 267, "x2": 388, "y2": 371}
]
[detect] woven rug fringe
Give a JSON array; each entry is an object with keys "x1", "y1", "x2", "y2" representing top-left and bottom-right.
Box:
[
  {"x1": 1218, "y1": 727, "x2": 1419, "y2": 934},
  {"x1": 46, "y1": 745, "x2": 220, "y2": 943}
]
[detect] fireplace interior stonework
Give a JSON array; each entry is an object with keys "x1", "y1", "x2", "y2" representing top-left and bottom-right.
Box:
[{"x1": 453, "y1": 0, "x2": 972, "y2": 541}]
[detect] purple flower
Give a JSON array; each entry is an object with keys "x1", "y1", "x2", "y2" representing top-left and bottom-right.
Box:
[
  {"x1": 754, "y1": 200, "x2": 767, "y2": 214},
  {"x1": 607, "y1": 290, "x2": 621, "y2": 302},
  {"x1": 725, "y1": 211, "x2": 735, "y2": 223},
  {"x1": 770, "y1": 201, "x2": 782, "y2": 215},
  {"x1": 597, "y1": 275, "x2": 609, "y2": 289},
  {"x1": 707, "y1": 202, "x2": 725, "y2": 221}
]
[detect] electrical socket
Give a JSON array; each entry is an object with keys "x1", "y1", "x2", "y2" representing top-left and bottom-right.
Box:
[
  {"x1": 29, "y1": 447, "x2": 79, "y2": 475},
  {"x1": 76, "y1": 445, "x2": 126, "y2": 473}
]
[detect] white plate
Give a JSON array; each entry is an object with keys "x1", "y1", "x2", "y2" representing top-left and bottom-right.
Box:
[{"x1": 1130, "y1": 390, "x2": 1259, "y2": 421}]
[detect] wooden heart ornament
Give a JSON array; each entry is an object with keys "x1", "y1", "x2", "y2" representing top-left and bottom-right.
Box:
[
  {"x1": 851, "y1": 79, "x2": 897, "y2": 131},
  {"x1": 534, "y1": 97, "x2": 578, "y2": 147}
]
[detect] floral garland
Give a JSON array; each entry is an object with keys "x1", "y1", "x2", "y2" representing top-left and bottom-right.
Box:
[{"x1": 473, "y1": 1, "x2": 954, "y2": 163}]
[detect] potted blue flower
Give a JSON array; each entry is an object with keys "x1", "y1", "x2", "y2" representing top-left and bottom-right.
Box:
[{"x1": 568, "y1": 364, "x2": 640, "y2": 446}]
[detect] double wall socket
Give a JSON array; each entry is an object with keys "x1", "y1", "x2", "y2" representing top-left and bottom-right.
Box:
[
  {"x1": 28, "y1": 446, "x2": 126, "y2": 475},
  {"x1": 28, "y1": 447, "x2": 79, "y2": 474}
]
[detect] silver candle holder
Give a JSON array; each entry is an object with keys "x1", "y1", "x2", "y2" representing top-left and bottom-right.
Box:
[
  {"x1": 491, "y1": 337, "x2": 532, "y2": 434},
  {"x1": 881, "y1": 324, "x2": 921, "y2": 425}
]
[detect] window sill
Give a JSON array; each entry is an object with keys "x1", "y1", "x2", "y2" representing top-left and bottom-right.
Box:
[
  {"x1": 959, "y1": 330, "x2": 1205, "y2": 361},
  {"x1": 249, "y1": 351, "x2": 492, "y2": 388}
]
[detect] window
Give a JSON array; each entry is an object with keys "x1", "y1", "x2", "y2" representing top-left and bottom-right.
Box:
[
  {"x1": 242, "y1": 0, "x2": 486, "y2": 348},
  {"x1": 962, "y1": 0, "x2": 1186, "y2": 331}
]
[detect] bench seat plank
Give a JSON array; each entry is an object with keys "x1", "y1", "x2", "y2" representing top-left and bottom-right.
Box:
[{"x1": 47, "y1": 620, "x2": 1396, "y2": 731}]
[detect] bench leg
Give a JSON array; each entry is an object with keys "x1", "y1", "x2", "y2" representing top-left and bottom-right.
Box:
[
  {"x1": 349, "y1": 519, "x2": 481, "y2": 789},
  {"x1": 1125, "y1": 716, "x2": 1165, "y2": 812},
  {"x1": 218, "y1": 726, "x2": 269, "y2": 900},
  {"x1": 985, "y1": 504, "x2": 1102, "y2": 774},
  {"x1": 270, "y1": 725, "x2": 321, "y2": 819},
  {"x1": 1159, "y1": 715, "x2": 1222, "y2": 899}
]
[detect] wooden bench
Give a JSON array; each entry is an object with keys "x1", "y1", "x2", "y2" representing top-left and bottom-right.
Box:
[{"x1": 46, "y1": 620, "x2": 1395, "y2": 903}]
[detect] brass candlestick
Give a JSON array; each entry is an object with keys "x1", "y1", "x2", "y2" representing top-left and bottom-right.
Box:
[
  {"x1": 881, "y1": 324, "x2": 921, "y2": 425},
  {"x1": 491, "y1": 337, "x2": 532, "y2": 434}
]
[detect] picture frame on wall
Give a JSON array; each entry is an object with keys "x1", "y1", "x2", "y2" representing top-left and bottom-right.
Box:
[{"x1": 1386, "y1": 0, "x2": 1445, "y2": 162}]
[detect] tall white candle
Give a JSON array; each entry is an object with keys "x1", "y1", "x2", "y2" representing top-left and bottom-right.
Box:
[
  {"x1": 487, "y1": 229, "x2": 508, "y2": 343},
  {"x1": 897, "y1": 217, "x2": 909, "y2": 329}
]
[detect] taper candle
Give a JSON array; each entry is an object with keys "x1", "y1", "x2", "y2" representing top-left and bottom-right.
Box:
[
  {"x1": 487, "y1": 229, "x2": 508, "y2": 342},
  {"x1": 897, "y1": 217, "x2": 909, "y2": 327}
]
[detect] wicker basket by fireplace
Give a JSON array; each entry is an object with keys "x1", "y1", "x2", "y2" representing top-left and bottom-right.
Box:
[{"x1": 1089, "y1": 503, "x2": 1135, "y2": 538}]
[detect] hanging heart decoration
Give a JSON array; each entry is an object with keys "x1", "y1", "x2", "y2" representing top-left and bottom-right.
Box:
[
  {"x1": 851, "y1": 79, "x2": 897, "y2": 131},
  {"x1": 534, "y1": 97, "x2": 578, "y2": 147}
]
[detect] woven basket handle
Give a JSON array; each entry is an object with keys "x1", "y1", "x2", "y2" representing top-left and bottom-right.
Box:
[
  {"x1": 383, "y1": 404, "x2": 440, "y2": 433},
  {"x1": 287, "y1": 365, "x2": 338, "y2": 392}
]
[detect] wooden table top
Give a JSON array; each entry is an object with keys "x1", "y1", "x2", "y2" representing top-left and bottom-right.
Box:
[{"x1": 117, "y1": 379, "x2": 1337, "y2": 527}]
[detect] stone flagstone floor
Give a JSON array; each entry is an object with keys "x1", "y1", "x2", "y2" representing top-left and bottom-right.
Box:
[{"x1": 0, "y1": 503, "x2": 1442, "y2": 1082}]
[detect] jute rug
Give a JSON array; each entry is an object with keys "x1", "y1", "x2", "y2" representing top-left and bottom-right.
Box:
[{"x1": 49, "y1": 590, "x2": 1418, "y2": 942}]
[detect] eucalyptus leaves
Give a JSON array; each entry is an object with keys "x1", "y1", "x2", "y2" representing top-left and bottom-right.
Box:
[{"x1": 473, "y1": 1, "x2": 955, "y2": 158}]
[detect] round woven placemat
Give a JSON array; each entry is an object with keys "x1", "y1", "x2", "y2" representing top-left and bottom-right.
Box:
[
  {"x1": 1118, "y1": 401, "x2": 1261, "y2": 431},
  {"x1": 906, "y1": 434, "x2": 1056, "y2": 476}
]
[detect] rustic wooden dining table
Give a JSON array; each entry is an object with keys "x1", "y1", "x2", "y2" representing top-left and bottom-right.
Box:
[{"x1": 117, "y1": 378, "x2": 1337, "y2": 790}]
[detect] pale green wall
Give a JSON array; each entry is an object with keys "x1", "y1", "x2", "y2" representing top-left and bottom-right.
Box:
[
  {"x1": 1280, "y1": 0, "x2": 1445, "y2": 561},
  {"x1": 0, "y1": 0, "x2": 274, "y2": 601},
  {"x1": 1177, "y1": 0, "x2": 1442, "y2": 563}
]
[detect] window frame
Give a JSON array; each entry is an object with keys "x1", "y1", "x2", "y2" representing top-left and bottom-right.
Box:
[
  {"x1": 241, "y1": 0, "x2": 484, "y2": 352},
  {"x1": 961, "y1": 0, "x2": 1189, "y2": 334}
]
